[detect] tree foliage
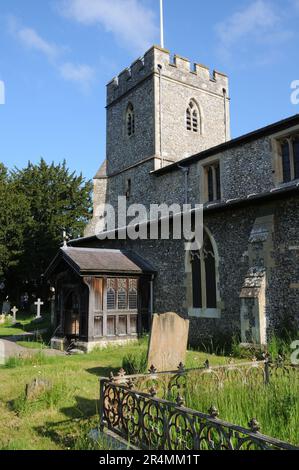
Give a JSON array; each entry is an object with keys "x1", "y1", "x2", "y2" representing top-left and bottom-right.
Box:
[
  {"x1": 0, "y1": 163, "x2": 30, "y2": 278},
  {"x1": 1, "y1": 159, "x2": 92, "y2": 297}
]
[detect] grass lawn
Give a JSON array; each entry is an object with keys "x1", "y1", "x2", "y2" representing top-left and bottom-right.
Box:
[
  {"x1": 0, "y1": 313, "x2": 52, "y2": 342},
  {"x1": 16, "y1": 341, "x2": 48, "y2": 350},
  {"x1": 0, "y1": 340, "x2": 228, "y2": 450}
]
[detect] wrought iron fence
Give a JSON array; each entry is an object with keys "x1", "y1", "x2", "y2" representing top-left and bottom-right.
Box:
[{"x1": 99, "y1": 359, "x2": 299, "y2": 451}]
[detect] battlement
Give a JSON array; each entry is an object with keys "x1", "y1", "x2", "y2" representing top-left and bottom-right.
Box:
[{"x1": 107, "y1": 45, "x2": 229, "y2": 105}]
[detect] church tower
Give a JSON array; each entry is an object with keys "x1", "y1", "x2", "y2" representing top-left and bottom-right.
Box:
[
  {"x1": 106, "y1": 45, "x2": 230, "y2": 174},
  {"x1": 85, "y1": 45, "x2": 230, "y2": 236}
]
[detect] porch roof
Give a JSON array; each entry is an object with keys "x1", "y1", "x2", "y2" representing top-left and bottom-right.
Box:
[{"x1": 44, "y1": 247, "x2": 156, "y2": 278}]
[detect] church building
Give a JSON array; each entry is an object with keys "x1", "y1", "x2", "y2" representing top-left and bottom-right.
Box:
[{"x1": 46, "y1": 45, "x2": 299, "y2": 352}]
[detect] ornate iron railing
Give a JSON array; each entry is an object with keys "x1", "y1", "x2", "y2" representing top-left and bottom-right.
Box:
[{"x1": 99, "y1": 359, "x2": 299, "y2": 451}]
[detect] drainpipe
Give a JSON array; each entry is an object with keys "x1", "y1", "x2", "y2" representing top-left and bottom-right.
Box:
[
  {"x1": 178, "y1": 164, "x2": 190, "y2": 205},
  {"x1": 158, "y1": 64, "x2": 163, "y2": 168}
]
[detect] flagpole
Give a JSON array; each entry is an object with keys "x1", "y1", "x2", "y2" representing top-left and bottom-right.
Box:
[{"x1": 160, "y1": 0, "x2": 164, "y2": 48}]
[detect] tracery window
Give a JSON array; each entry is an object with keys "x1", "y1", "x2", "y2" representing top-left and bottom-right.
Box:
[
  {"x1": 107, "y1": 278, "x2": 138, "y2": 311},
  {"x1": 186, "y1": 100, "x2": 200, "y2": 133}
]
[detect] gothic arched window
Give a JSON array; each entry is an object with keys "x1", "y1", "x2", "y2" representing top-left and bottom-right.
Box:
[
  {"x1": 126, "y1": 103, "x2": 135, "y2": 137},
  {"x1": 190, "y1": 231, "x2": 217, "y2": 310},
  {"x1": 186, "y1": 100, "x2": 200, "y2": 133},
  {"x1": 128, "y1": 288, "x2": 138, "y2": 310},
  {"x1": 279, "y1": 136, "x2": 299, "y2": 183},
  {"x1": 117, "y1": 288, "x2": 127, "y2": 310},
  {"x1": 107, "y1": 288, "x2": 116, "y2": 310}
]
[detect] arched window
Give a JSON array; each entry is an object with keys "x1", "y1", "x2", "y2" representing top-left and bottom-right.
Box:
[
  {"x1": 126, "y1": 103, "x2": 135, "y2": 137},
  {"x1": 279, "y1": 136, "x2": 299, "y2": 183},
  {"x1": 190, "y1": 230, "x2": 217, "y2": 311},
  {"x1": 128, "y1": 288, "x2": 138, "y2": 310},
  {"x1": 107, "y1": 288, "x2": 116, "y2": 310},
  {"x1": 186, "y1": 100, "x2": 200, "y2": 133},
  {"x1": 117, "y1": 288, "x2": 127, "y2": 310}
]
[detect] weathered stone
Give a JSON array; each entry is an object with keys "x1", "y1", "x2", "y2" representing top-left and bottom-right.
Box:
[
  {"x1": 25, "y1": 378, "x2": 52, "y2": 401},
  {"x1": 147, "y1": 312, "x2": 189, "y2": 372}
]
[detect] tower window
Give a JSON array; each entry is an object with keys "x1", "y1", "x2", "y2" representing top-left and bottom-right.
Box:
[
  {"x1": 279, "y1": 136, "x2": 299, "y2": 183},
  {"x1": 205, "y1": 161, "x2": 221, "y2": 202},
  {"x1": 186, "y1": 100, "x2": 200, "y2": 133},
  {"x1": 126, "y1": 103, "x2": 135, "y2": 137}
]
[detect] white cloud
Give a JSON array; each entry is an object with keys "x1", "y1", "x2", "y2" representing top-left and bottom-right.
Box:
[
  {"x1": 59, "y1": 62, "x2": 95, "y2": 86},
  {"x1": 8, "y1": 18, "x2": 95, "y2": 89},
  {"x1": 215, "y1": 0, "x2": 290, "y2": 63},
  {"x1": 216, "y1": 0, "x2": 278, "y2": 48},
  {"x1": 17, "y1": 27, "x2": 60, "y2": 60},
  {"x1": 61, "y1": 0, "x2": 158, "y2": 53}
]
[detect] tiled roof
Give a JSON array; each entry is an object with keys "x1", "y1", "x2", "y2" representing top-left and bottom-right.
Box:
[{"x1": 45, "y1": 247, "x2": 156, "y2": 277}]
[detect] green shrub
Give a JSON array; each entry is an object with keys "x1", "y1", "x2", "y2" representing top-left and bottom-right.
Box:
[{"x1": 122, "y1": 350, "x2": 147, "y2": 375}]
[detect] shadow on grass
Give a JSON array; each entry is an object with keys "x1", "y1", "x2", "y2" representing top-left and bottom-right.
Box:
[
  {"x1": 33, "y1": 396, "x2": 100, "y2": 449},
  {"x1": 34, "y1": 415, "x2": 101, "y2": 450},
  {"x1": 85, "y1": 366, "x2": 119, "y2": 378},
  {"x1": 60, "y1": 396, "x2": 99, "y2": 420}
]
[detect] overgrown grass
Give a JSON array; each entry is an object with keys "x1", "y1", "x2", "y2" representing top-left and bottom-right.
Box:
[
  {"x1": 122, "y1": 351, "x2": 147, "y2": 374},
  {"x1": 1, "y1": 333, "x2": 298, "y2": 449},
  {"x1": 4, "y1": 352, "x2": 59, "y2": 369},
  {"x1": 183, "y1": 368, "x2": 299, "y2": 446},
  {"x1": 11, "y1": 382, "x2": 70, "y2": 416},
  {"x1": 0, "y1": 338, "x2": 228, "y2": 450},
  {"x1": 122, "y1": 337, "x2": 148, "y2": 374},
  {"x1": 193, "y1": 330, "x2": 299, "y2": 362}
]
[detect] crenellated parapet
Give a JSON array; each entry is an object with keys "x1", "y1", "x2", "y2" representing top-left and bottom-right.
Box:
[{"x1": 107, "y1": 45, "x2": 229, "y2": 106}]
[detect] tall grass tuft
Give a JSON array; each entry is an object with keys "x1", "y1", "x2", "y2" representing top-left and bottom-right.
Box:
[
  {"x1": 122, "y1": 350, "x2": 148, "y2": 375},
  {"x1": 11, "y1": 382, "x2": 70, "y2": 416},
  {"x1": 3, "y1": 352, "x2": 57, "y2": 369}
]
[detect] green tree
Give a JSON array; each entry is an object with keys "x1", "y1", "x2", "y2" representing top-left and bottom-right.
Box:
[
  {"x1": 0, "y1": 164, "x2": 30, "y2": 281},
  {"x1": 10, "y1": 158, "x2": 92, "y2": 286}
]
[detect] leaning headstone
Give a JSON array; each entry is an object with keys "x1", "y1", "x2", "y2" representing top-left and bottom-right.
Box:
[
  {"x1": 147, "y1": 312, "x2": 190, "y2": 372},
  {"x1": 25, "y1": 378, "x2": 52, "y2": 401}
]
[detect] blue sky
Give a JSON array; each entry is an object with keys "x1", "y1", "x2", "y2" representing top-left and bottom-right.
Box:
[{"x1": 0, "y1": 0, "x2": 299, "y2": 180}]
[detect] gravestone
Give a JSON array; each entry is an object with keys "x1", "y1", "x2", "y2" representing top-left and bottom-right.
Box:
[
  {"x1": 147, "y1": 312, "x2": 189, "y2": 372},
  {"x1": 11, "y1": 306, "x2": 18, "y2": 325},
  {"x1": 25, "y1": 378, "x2": 52, "y2": 401},
  {"x1": 34, "y1": 298, "x2": 44, "y2": 319},
  {"x1": 0, "y1": 314, "x2": 5, "y2": 324},
  {"x1": 2, "y1": 301, "x2": 11, "y2": 315}
]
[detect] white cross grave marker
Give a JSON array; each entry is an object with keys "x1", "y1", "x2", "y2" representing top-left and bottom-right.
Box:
[
  {"x1": 34, "y1": 298, "x2": 44, "y2": 319},
  {"x1": 11, "y1": 306, "x2": 18, "y2": 324}
]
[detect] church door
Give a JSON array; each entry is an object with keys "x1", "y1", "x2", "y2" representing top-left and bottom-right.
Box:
[{"x1": 64, "y1": 291, "x2": 80, "y2": 337}]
